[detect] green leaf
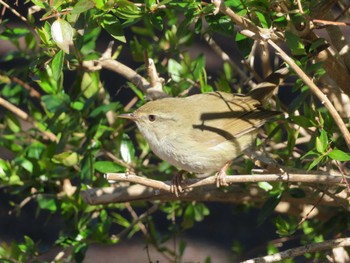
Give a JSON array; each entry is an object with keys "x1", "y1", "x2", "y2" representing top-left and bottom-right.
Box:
[
  {"x1": 80, "y1": 152, "x2": 94, "y2": 183},
  {"x1": 50, "y1": 50, "x2": 65, "y2": 81},
  {"x1": 290, "y1": 115, "x2": 315, "y2": 128},
  {"x1": 71, "y1": 101, "x2": 84, "y2": 111},
  {"x1": 120, "y1": 137, "x2": 135, "y2": 163},
  {"x1": 316, "y1": 130, "x2": 328, "y2": 153},
  {"x1": 168, "y1": 58, "x2": 182, "y2": 82},
  {"x1": 114, "y1": 0, "x2": 143, "y2": 20},
  {"x1": 275, "y1": 216, "x2": 296, "y2": 237},
  {"x1": 328, "y1": 149, "x2": 350, "y2": 161},
  {"x1": 285, "y1": 31, "x2": 306, "y2": 56},
  {"x1": 52, "y1": 151, "x2": 80, "y2": 167},
  {"x1": 258, "y1": 194, "x2": 282, "y2": 224},
  {"x1": 51, "y1": 18, "x2": 75, "y2": 54},
  {"x1": 42, "y1": 94, "x2": 70, "y2": 113},
  {"x1": 288, "y1": 188, "x2": 306, "y2": 198},
  {"x1": 37, "y1": 195, "x2": 57, "y2": 212},
  {"x1": 5, "y1": 113, "x2": 21, "y2": 133},
  {"x1": 308, "y1": 154, "x2": 324, "y2": 170},
  {"x1": 26, "y1": 142, "x2": 46, "y2": 159},
  {"x1": 111, "y1": 212, "x2": 130, "y2": 228},
  {"x1": 72, "y1": 0, "x2": 95, "y2": 14},
  {"x1": 0, "y1": 27, "x2": 30, "y2": 40},
  {"x1": 100, "y1": 14, "x2": 126, "y2": 43},
  {"x1": 258, "y1": 182, "x2": 273, "y2": 191},
  {"x1": 90, "y1": 102, "x2": 122, "y2": 117},
  {"x1": 94, "y1": 161, "x2": 124, "y2": 173},
  {"x1": 81, "y1": 72, "x2": 99, "y2": 98},
  {"x1": 15, "y1": 157, "x2": 33, "y2": 173}
]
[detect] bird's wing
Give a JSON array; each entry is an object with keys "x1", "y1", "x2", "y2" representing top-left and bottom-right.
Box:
[{"x1": 189, "y1": 92, "x2": 278, "y2": 148}]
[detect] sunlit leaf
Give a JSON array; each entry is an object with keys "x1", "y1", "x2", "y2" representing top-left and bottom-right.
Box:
[
  {"x1": 52, "y1": 151, "x2": 80, "y2": 167},
  {"x1": 51, "y1": 18, "x2": 75, "y2": 54},
  {"x1": 94, "y1": 161, "x2": 124, "y2": 173},
  {"x1": 328, "y1": 149, "x2": 350, "y2": 161}
]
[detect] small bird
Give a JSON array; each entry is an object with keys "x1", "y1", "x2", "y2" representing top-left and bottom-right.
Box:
[{"x1": 119, "y1": 86, "x2": 281, "y2": 193}]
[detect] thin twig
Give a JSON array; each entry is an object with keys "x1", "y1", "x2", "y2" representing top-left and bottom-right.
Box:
[
  {"x1": 0, "y1": 96, "x2": 58, "y2": 142},
  {"x1": 0, "y1": 72, "x2": 41, "y2": 99},
  {"x1": 0, "y1": 0, "x2": 27, "y2": 23},
  {"x1": 267, "y1": 39, "x2": 350, "y2": 150},
  {"x1": 114, "y1": 204, "x2": 158, "y2": 239},
  {"x1": 297, "y1": 192, "x2": 325, "y2": 227},
  {"x1": 242, "y1": 237, "x2": 350, "y2": 263},
  {"x1": 124, "y1": 202, "x2": 148, "y2": 235}
]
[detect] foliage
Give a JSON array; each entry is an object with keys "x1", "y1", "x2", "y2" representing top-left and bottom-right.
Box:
[{"x1": 0, "y1": 0, "x2": 349, "y2": 262}]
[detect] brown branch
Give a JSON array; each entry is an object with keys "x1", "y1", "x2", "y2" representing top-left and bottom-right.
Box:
[
  {"x1": 82, "y1": 43, "x2": 167, "y2": 100},
  {"x1": 0, "y1": 72, "x2": 41, "y2": 99},
  {"x1": 81, "y1": 173, "x2": 349, "y2": 209},
  {"x1": 242, "y1": 237, "x2": 350, "y2": 263},
  {"x1": 144, "y1": 56, "x2": 168, "y2": 99},
  {"x1": 0, "y1": 0, "x2": 27, "y2": 23},
  {"x1": 105, "y1": 173, "x2": 349, "y2": 191},
  {"x1": 0, "y1": 96, "x2": 58, "y2": 142}
]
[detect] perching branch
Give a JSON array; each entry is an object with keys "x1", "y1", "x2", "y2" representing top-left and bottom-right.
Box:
[
  {"x1": 105, "y1": 172, "x2": 349, "y2": 191},
  {"x1": 242, "y1": 237, "x2": 350, "y2": 263},
  {"x1": 81, "y1": 173, "x2": 350, "y2": 208}
]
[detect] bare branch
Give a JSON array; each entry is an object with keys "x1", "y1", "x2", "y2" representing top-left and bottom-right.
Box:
[
  {"x1": 242, "y1": 237, "x2": 350, "y2": 263},
  {"x1": 0, "y1": 96, "x2": 58, "y2": 142},
  {"x1": 105, "y1": 173, "x2": 349, "y2": 191},
  {"x1": 81, "y1": 173, "x2": 350, "y2": 209},
  {"x1": 82, "y1": 43, "x2": 168, "y2": 100}
]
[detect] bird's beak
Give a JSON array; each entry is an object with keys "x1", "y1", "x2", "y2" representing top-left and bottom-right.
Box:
[{"x1": 118, "y1": 113, "x2": 137, "y2": 121}]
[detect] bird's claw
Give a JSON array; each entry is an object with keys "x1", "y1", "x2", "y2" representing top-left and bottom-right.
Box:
[
  {"x1": 171, "y1": 173, "x2": 184, "y2": 196},
  {"x1": 216, "y1": 170, "x2": 229, "y2": 187}
]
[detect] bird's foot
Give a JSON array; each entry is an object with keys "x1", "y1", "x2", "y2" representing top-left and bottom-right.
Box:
[
  {"x1": 215, "y1": 161, "x2": 231, "y2": 187},
  {"x1": 170, "y1": 171, "x2": 186, "y2": 196}
]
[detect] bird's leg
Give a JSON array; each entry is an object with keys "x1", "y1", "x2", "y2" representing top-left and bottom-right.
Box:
[
  {"x1": 216, "y1": 161, "x2": 231, "y2": 187},
  {"x1": 170, "y1": 171, "x2": 186, "y2": 196}
]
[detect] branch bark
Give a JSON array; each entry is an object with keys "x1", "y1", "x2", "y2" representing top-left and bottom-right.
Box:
[
  {"x1": 81, "y1": 173, "x2": 350, "y2": 211},
  {"x1": 81, "y1": 44, "x2": 167, "y2": 100},
  {"x1": 242, "y1": 237, "x2": 350, "y2": 263}
]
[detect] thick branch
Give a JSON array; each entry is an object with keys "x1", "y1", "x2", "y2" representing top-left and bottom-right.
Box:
[{"x1": 242, "y1": 237, "x2": 350, "y2": 263}]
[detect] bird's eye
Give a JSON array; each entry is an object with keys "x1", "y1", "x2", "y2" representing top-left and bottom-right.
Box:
[{"x1": 148, "y1": 114, "x2": 156, "y2": 122}]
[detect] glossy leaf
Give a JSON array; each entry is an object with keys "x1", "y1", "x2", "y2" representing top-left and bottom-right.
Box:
[
  {"x1": 51, "y1": 19, "x2": 75, "y2": 54},
  {"x1": 50, "y1": 50, "x2": 65, "y2": 81},
  {"x1": 328, "y1": 149, "x2": 350, "y2": 161},
  {"x1": 94, "y1": 161, "x2": 124, "y2": 173}
]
